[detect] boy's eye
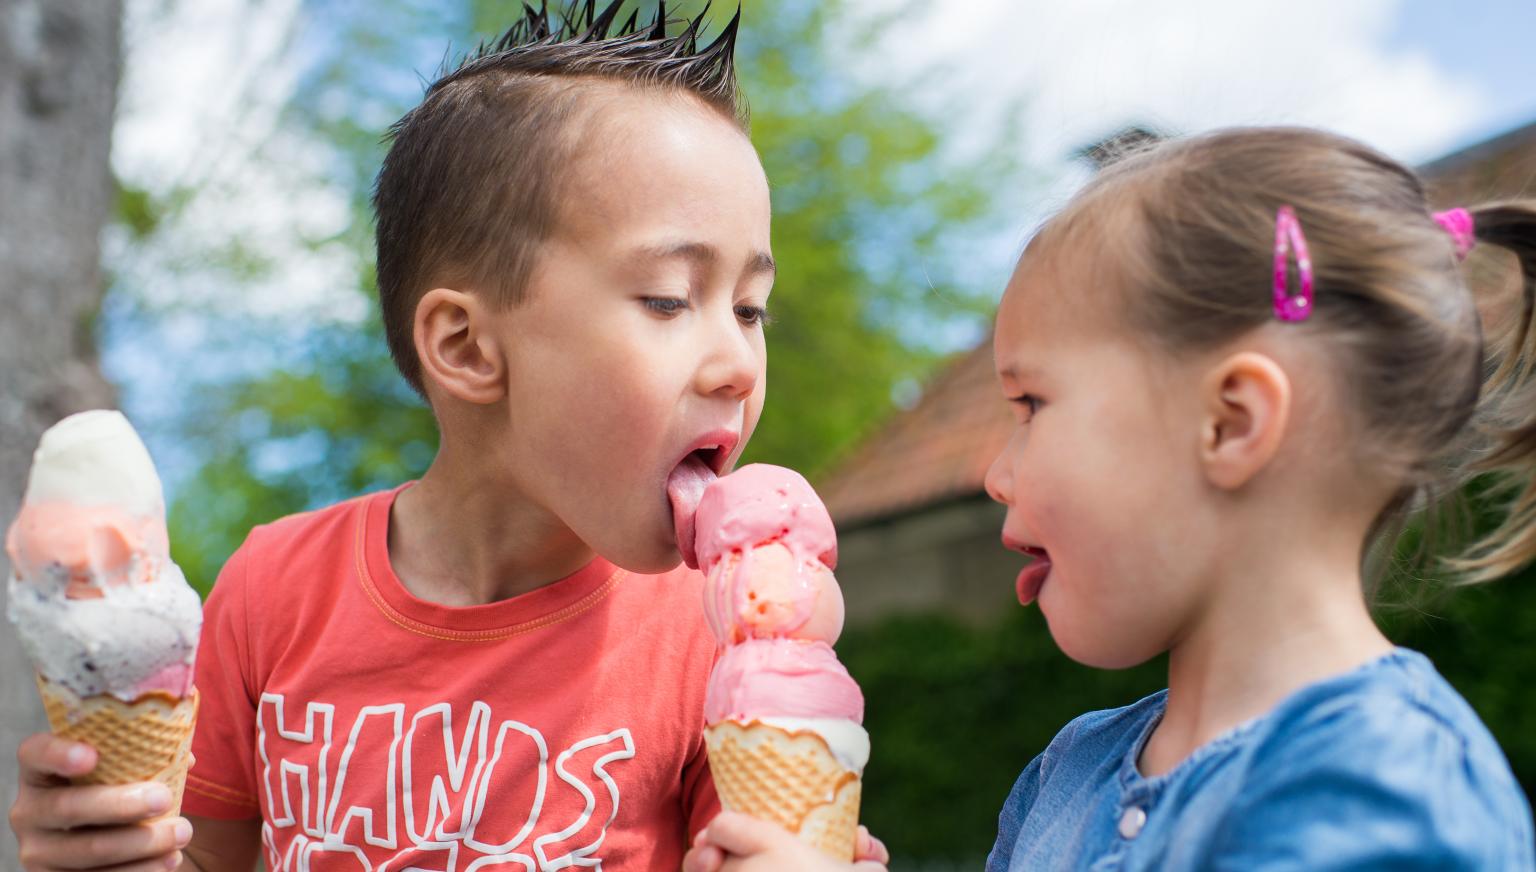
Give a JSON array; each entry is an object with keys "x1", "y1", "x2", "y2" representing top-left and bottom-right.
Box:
[
  {"x1": 736, "y1": 304, "x2": 772, "y2": 327},
  {"x1": 1008, "y1": 394, "x2": 1042, "y2": 420},
  {"x1": 643, "y1": 297, "x2": 690, "y2": 316}
]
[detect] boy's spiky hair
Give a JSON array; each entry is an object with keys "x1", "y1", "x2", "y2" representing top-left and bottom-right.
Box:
[
  {"x1": 446, "y1": 1, "x2": 743, "y2": 116},
  {"x1": 374, "y1": 1, "x2": 746, "y2": 397}
]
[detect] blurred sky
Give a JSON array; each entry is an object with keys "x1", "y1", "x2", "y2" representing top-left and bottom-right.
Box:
[
  {"x1": 840, "y1": 0, "x2": 1536, "y2": 259},
  {"x1": 1388, "y1": 0, "x2": 1536, "y2": 141},
  {"x1": 110, "y1": 0, "x2": 1536, "y2": 319},
  {"x1": 103, "y1": 0, "x2": 1536, "y2": 480}
]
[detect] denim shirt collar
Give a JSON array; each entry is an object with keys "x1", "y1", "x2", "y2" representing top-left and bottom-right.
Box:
[{"x1": 1115, "y1": 647, "x2": 1420, "y2": 803}]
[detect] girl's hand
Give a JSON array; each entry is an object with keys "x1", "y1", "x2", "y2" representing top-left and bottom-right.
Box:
[{"x1": 683, "y1": 811, "x2": 890, "y2": 872}]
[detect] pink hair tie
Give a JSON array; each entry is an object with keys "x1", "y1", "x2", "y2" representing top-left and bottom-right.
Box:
[
  {"x1": 1433, "y1": 208, "x2": 1476, "y2": 261},
  {"x1": 1273, "y1": 205, "x2": 1313, "y2": 322}
]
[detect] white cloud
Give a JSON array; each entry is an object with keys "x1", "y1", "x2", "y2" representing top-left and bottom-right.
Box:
[
  {"x1": 827, "y1": 0, "x2": 1495, "y2": 299},
  {"x1": 852, "y1": 0, "x2": 1489, "y2": 166},
  {"x1": 115, "y1": 0, "x2": 301, "y2": 190}
]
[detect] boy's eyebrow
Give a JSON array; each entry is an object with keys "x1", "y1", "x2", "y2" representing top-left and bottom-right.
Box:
[{"x1": 635, "y1": 240, "x2": 777, "y2": 277}]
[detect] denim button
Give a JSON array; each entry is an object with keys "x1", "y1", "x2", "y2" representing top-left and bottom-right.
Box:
[{"x1": 1118, "y1": 805, "x2": 1147, "y2": 839}]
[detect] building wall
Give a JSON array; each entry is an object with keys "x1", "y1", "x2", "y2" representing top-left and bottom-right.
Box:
[{"x1": 837, "y1": 495, "x2": 1026, "y2": 626}]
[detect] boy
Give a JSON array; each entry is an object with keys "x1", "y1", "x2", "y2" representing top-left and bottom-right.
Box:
[{"x1": 11, "y1": 4, "x2": 772, "y2": 869}]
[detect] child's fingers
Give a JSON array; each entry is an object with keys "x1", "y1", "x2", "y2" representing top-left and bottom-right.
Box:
[
  {"x1": 701, "y1": 811, "x2": 796, "y2": 855},
  {"x1": 17, "y1": 734, "x2": 97, "y2": 783},
  {"x1": 93, "y1": 851, "x2": 184, "y2": 872},
  {"x1": 36, "y1": 784, "x2": 173, "y2": 830},
  {"x1": 20, "y1": 817, "x2": 188, "y2": 870},
  {"x1": 854, "y1": 826, "x2": 890, "y2": 864},
  {"x1": 681, "y1": 843, "x2": 725, "y2": 872}
]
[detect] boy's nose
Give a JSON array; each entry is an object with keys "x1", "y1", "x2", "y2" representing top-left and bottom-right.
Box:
[{"x1": 698, "y1": 325, "x2": 760, "y2": 402}]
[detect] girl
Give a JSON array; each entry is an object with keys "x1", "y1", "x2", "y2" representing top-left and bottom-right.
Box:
[{"x1": 688, "y1": 127, "x2": 1536, "y2": 870}]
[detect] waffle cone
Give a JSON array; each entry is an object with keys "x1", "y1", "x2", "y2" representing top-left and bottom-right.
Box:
[
  {"x1": 34, "y1": 675, "x2": 198, "y2": 817},
  {"x1": 704, "y1": 719, "x2": 863, "y2": 861}
]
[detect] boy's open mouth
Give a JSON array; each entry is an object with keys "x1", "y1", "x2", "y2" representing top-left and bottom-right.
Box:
[{"x1": 667, "y1": 435, "x2": 737, "y2": 569}]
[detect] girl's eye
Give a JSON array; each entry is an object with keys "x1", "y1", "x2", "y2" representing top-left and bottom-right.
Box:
[
  {"x1": 643, "y1": 297, "x2": 689, "y2": 316},
  {"x1": 1008, "y1": 394, "x2": 1042, "y2": 420},
  {"x1": 736, "y1": 304, "x2": 772, "y2": 327}
]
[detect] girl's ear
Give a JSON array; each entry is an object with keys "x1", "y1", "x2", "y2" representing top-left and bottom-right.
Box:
[
  {"x1": 414, "y1": 287, "x2": 505, "y2": 405},
  {"x1": 1198, "y1": 351, "x2": 1292, "y2": 490}
]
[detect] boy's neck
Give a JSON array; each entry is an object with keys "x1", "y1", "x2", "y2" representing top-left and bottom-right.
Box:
[
  {"x1": 1139, "y1": 530, "x2": 1393, "y2": 778},
  {"x1": 387, "y1": 456, "x2": 596, "y2": 606}
]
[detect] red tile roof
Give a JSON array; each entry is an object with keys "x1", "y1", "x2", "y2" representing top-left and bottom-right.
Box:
[{"x1": 819, "y1": 335, "x2": 1012, "y2": 527}]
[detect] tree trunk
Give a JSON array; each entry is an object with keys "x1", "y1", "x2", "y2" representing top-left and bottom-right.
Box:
[{"x1": 0, "y1": 1, "x2": 122, "y2": 864}]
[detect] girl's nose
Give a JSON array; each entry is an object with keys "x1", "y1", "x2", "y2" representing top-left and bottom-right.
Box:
[{"x1": 984, "y1": 447, "x2": 1013, "y2": 506}]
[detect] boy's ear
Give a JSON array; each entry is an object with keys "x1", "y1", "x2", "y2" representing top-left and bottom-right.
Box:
[
  {"x1": 1198, "y1": 351, "x2": 1291, "y2": 491},
  {"x1": 414, "y1": 288, "x2": 505, "y2": 405}
]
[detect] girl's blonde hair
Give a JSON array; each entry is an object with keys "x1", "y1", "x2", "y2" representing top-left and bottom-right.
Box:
[{"x1": 1030, "y1": 127, "x2": 1536, "y2": 586}]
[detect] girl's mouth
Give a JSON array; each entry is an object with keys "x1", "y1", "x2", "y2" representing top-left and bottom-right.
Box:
[{"x1": 1014, "y1": 546, "x2": 1051, "y2": 606}]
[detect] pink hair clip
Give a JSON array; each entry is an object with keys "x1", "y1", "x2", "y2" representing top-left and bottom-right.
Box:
[
  {"x1": 1272, "y1": 205, "x2": 1313, "y2": 322},
  {"x1": 1433, "y1": 208, "x2": 1476, "y2": 261}
]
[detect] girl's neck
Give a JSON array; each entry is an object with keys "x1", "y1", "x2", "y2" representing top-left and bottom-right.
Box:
[{"x1": 1139, "y1": 543, "x2": 1393, "y2": 778}]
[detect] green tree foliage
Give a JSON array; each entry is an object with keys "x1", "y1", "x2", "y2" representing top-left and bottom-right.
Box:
[{"x1": 155, "y1": 0, "x2": 1014, "y2": 591}]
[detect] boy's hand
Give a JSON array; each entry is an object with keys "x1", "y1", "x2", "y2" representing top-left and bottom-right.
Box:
[
  {"x1": 683, "y1": 811, "x2": 890, "y2": 872},
  {"x1": 11, "y1": 733, "x2": 192, "y2": 872}
]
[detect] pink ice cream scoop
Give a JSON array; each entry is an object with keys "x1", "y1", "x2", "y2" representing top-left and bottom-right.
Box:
[
  {"x1": 697, "y1": 464, "x2": 845, "y2": 647},
  {"x1": 694, "y1": 463, "x2": 838, "y2": 573},
  {"x1": 704, "y1": 637, "x2": 863, "y2": 724},
  {"x1": 694, "y1": 464, "x2": 863, "y2": 726}
]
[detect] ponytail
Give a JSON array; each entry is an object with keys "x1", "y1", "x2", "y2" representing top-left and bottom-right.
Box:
[{"x1": 1447, "y1": 201, "x2": 1536, "y2": 582}]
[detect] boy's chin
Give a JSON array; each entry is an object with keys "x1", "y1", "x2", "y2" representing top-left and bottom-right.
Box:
[{"x1": 594, "y1": 536, "x2": 685, "y2": 576}]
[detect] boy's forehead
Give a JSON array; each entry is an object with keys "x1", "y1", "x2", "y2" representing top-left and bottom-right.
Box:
[
  {"x1": 553, "y1": 90, "x2": 768, "y2": 246},
  {"x1": 563, "y1": 88, "x2": 760, "y2": 191}
]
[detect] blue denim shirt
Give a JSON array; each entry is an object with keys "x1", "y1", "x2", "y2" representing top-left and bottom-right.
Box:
[{"x1": 988, "y1": 648, "x2": 1534, "y2": 870}]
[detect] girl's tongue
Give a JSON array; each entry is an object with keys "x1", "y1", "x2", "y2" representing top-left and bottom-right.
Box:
[{"x1": 667, "y1": 454, "x2": 717, "y2": 569}]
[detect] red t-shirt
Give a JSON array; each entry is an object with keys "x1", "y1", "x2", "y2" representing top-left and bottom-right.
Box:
[{"x1": 184, "y1": 485, "x2": 721, "y2": 871}]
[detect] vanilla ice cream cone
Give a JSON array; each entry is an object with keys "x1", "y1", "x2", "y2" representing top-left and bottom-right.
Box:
[
  {"x1": 35, "y1": 675, "x2": 198, "y2": 816},
  {"x1": 7, "y1": 411, "x2": 203, "y2": 817}
]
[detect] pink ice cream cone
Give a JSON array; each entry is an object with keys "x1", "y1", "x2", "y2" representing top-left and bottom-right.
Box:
[{"x1": 680, "y1": 464, "x2": 868, "y2": 860}]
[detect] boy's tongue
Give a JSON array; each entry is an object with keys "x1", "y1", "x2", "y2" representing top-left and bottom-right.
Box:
[{"x1": 667, "y1": 454, "x2": 716, "y2": 569}]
